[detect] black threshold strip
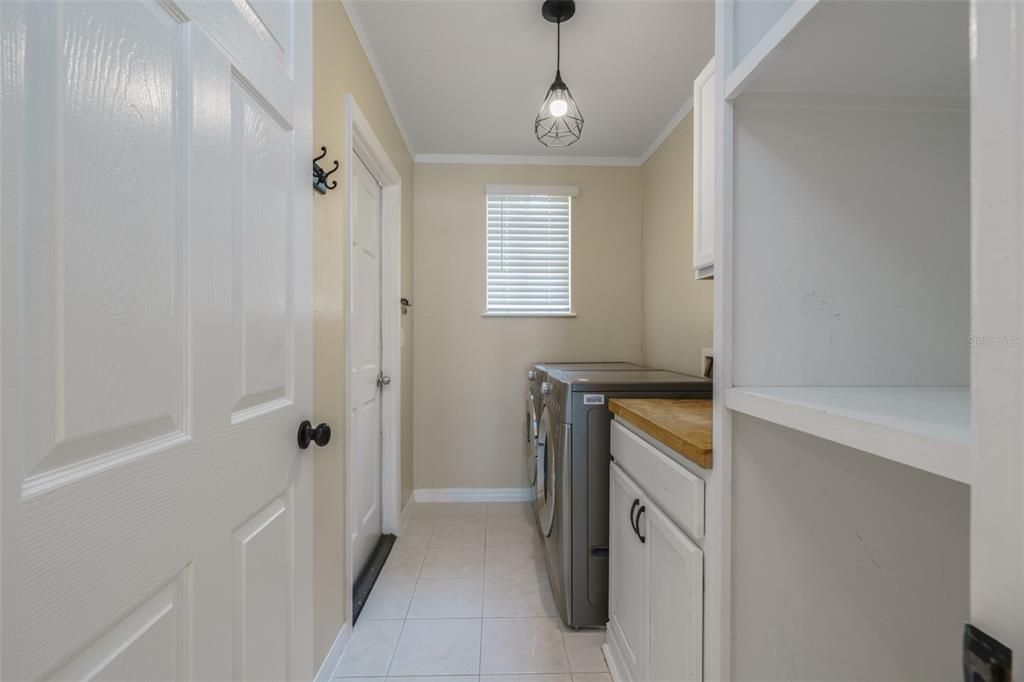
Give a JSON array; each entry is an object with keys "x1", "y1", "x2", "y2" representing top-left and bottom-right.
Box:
[{"x1": 352, "y1": 534, "x2": 397, "y2": 625}]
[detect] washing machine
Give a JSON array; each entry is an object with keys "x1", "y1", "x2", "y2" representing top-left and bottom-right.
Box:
[
  {"x1": 526, "y1": 362, "x2": 645, "y2": 493},
  {"x1": 534, "y1": 368, "x2": 712, "y2": 629}
]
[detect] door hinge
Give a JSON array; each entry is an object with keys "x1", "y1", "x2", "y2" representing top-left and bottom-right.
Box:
[{"x1": 377, "y1": 372, "x2": 392, "y2": 389}]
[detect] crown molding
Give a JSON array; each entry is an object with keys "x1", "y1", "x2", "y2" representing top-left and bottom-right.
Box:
[
  {"x1": 414, "y1": 94, "x2": 695, "y2": 168},
  {"x1": 341, "y1": 0, "x2": 697, "y2": 167},
  {"x1": 639, "y1": 95, "x2": 694, "y2": 165},
  {"x1": 414, "y1": 153, "x2": 643, "y2": 167},
  {"x1": 341, "y1": 0, "x2": 415, "y2": 156}
]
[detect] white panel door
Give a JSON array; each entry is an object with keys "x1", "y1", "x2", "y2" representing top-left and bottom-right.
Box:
[
  {"x1": 350, "y1": 153, "x2": 383, "y2": 579},
  {"x1": 0, "y1": 0, "x2": 313, "y2": 679},
  {"x1": 646, "y1": 502, "x2": 703, "y2": 682},
  {"x1": 608, "y1": 462, "x2": 648, "y2": 682}
]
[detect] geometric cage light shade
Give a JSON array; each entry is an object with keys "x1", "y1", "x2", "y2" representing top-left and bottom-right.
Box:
[
  {"x1": 535, "y1": 0, "x2": 583, "y2": 147},
  {"x1": 535, "y1": 71, "x2": 583, "y2": 147}
]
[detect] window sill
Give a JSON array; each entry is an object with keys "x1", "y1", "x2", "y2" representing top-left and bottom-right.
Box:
[{"x1": 482, "y1": 311, "x2": 578, "y2": 319}]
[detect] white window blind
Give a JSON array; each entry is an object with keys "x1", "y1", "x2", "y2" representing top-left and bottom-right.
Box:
[{"x1": 486, "y1": 191, "x2": 573, "y2": 315}]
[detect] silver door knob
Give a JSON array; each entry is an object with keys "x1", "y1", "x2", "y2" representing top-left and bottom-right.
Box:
[
  {"x1": 527, "y1": 370, "x2": 536, "y2": 380},
  {"x1": 377, "y1": 373, "x2": 392, "y2": 388}
]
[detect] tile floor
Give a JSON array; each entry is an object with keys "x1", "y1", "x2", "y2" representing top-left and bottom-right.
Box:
[{"x1": 332, "y1": 501, "x2": 610, "y2": 682}]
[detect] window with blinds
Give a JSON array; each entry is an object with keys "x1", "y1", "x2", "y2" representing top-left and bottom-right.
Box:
[{"x1": 485, "y1": 187, "x2": 575, "y2": 315}]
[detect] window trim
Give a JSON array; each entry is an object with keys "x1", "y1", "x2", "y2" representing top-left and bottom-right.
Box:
[{"x1": 483, "y1": 185, "x2": 579, "y2": 317}]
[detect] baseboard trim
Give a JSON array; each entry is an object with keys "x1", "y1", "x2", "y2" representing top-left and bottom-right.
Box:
[
  {"x1": 400, "y1": 493, "x2": 415, "y2": 527},
  {"x1": 603, "y1": 641, "x2": 626, "y2": 682},
  {"x1": 314, "y1": 622, "x2": 351, "y2": 682},
  {"x1": 414, "y1": 487, "x2": 535, "y2": 503}
]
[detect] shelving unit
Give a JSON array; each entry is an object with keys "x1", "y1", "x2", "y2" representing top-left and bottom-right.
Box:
[
  {"x1": 726, "y1": 386, "x2": 970, "y2": 484},
  {"x1": 723, "y1": 0, "x2": 971, "y2": 477},
  {"x1": 716, "y1": 1, "x2": 974, "y2": 676},
  {"x1": 727, "y1": 0, "x2": 968, "y2": 101}
]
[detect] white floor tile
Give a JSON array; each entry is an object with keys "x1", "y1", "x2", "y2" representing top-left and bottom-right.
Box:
[
  {"x1": 484, "y1": 543, "x2": 546, "y2": 578},
  {"x1": 486, "y1": 502, "x2": 534, "y2": 519},
  {"x1": 420, "y1": 546, "x2": 486, "y2": 578},
  {"x1": 486, "y1": 516, "x2": 538, "y2": 547},
  {"x1": 396, "y1": 518, "x2": 437, "y2": 549},
  {"x1": 481, "y1": 676, "x2": 572, "y2": 682},
  {"x1": 571, "y1": 674, "x2": 612, "y2": 682},
  {"x1": 333, "y1": 619, "x2": 403, "y2": 678},
  {"x1": 394, "y1": 529, "x2": 433, "y2": 550},
  {"x1": 389, "y1": 677, "x2": 479, "y2": 682},
  {"x1": 380, "y1": 549, "x2": 426, "y2": 579},
  {"x1": 412, "y1": 502, "x2": 487, "y2": 518},
  {"x1": 562, "y1": 631, "x2": 609, "y2": 673},
  {"x1": 431, "y1": 516, "x2": 486, "y2": 548},
  {"x1": 389, "y1": 677, "x2": 478, "y2": 682},
  {"x1": 480, "y1": 618, "x2": 569, "y2": 675},
  {"x1": 389, "y1": 618, "x2": 482, "y2": 676},
  {"x1": 483, "y1": 575, "x2": 556, "y2": 617},
  {"x1": 408, "y1": 578, "x2": 484, "y2": 619},
  {"x1": 360, "y1": 579, "x2": 416, "y2": 620},
  {"x1": 402, "y1": 517, "x2": 437, "y2": 533}
]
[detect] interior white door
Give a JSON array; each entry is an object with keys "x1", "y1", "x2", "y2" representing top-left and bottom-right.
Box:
[
  {"x1": 350, "y1": 152, "x2": 384, "y2": 579},
  {"x1": 0, "y1": 1, "x2": 313, "y2": 680}
]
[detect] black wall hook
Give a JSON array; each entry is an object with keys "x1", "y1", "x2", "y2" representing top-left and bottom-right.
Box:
[{"x1": 313, "y1": 146, "x2": 339, "y2": 194}]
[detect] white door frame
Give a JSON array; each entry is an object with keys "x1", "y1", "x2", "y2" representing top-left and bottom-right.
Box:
[{"x1": 344, "y1": 94, "x2": 402, "y2": 625}]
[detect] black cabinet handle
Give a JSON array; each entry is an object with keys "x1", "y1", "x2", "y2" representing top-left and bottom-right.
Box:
[
  {"x1": 297, "y1": 420, "x2": 331, "y2": 449},
  {"x1": 629, "y1": 498, "x2": 640, "y2": 537},
  {"x1": 635, "y1": 505, "x2": 646, "y2": 543}
]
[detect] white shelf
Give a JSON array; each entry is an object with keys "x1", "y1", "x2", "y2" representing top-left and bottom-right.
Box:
[
  {"x1": 726, "y1": 0, "x2": 968, "y2": 101},
  {"x1": 725, "y1": 386, "x2": 971, "y2": 484}
]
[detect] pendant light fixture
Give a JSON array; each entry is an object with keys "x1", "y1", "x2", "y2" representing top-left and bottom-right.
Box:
[{"x1": 535, "y1": 0, "x2": 583, "y2": 147}]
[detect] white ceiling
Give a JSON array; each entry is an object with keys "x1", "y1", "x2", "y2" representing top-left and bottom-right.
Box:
[{"x1": 346, "y1": 0, "x2": 715, "y2": 162}]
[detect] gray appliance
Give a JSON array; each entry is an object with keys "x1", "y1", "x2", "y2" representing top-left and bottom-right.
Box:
[
  {"x1": 533, "y1": 369, "x2": 712, "y2": 628},
  {"x1": 526, "y1": 363, "x2": 646, "y2": 490}
]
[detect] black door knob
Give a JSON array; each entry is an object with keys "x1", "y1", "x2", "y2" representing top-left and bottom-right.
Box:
[{"x1": 297, "y1": 420, "x2": 331, "y2": 449}]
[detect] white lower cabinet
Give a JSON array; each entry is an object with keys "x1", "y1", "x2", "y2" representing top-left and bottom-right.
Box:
[
  {"x1": 606, "y1": 432, "x2": 704, "y2": 682},
  {"x1": 608, "y1": 462, "x2": 648, "y2": 680},
  {"x1": 647, "y1": 503, "x2": 704, "y2": 682}
]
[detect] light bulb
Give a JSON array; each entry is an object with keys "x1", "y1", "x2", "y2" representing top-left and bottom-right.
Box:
[{"x1": 549, "y1": 97, "x2": 569, "y2": 117}]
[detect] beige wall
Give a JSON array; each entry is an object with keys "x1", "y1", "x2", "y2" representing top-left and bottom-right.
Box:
[
  {"x1": 312, "y1": 0, "x2": 414, "y2": 665},
  {"x1": 412, "y1": 164, "x2": 643, "y2": 490},
  {"x1": 640, "y1": 113, "x2": 714, "y2": 376}
]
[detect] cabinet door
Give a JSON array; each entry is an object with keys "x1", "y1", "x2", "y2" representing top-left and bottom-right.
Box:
[
  {"x1": 693, "y1": 58, "x2": 715, "y2": 279},
  {"x1": 608, "y1": 462, "x2": 648, "y2": 681},
  {"x1": 646, "y1": 502, "x2": 704, "y2": 682}
]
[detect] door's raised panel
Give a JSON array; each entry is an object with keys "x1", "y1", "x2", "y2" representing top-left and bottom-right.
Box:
[
  {"x1": 244, "y1": 0, "x2": 292, "y2": 62},
  {"x1": 350, "y1": 163, "x2": 381, "y2": 408},
  {"x1": 231, "y1": 78, "x2": 293, "y2": 423},
  {"x1": 22, "y1": 0, "x2": 189, "y2": 490},
  {"x1": 353, "y1": 403, "x2": 381, "y2": 531},
  {"x1": 51, "y1": 569, "x2": 192, "y2": 682},
  {"x1": 233, "y1": 494, "x2": 292, "y2": 682}
]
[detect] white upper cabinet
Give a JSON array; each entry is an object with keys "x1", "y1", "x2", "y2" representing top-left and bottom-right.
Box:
[{"x1": 693, "y1": 58, "x2": 715, "y2": 280}]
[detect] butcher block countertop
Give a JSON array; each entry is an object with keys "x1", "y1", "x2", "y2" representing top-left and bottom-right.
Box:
[{"x1": 608, "y1": 398, "x2": 713, "y2": 469}]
